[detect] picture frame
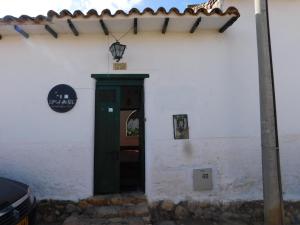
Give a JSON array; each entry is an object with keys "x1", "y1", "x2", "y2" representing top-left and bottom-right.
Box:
[{"x1": 173, "y1": 114, "x2": 189, "y2": 139}]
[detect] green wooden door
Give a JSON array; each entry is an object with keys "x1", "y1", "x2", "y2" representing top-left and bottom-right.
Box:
[{"x1": 94, "y1": 86, "x2": 120, "y2": 194}]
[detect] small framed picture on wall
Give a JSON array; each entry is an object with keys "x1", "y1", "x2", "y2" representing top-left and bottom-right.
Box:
[{"x1": 173, "y1": 114, "x2": 189, "y2": 139}]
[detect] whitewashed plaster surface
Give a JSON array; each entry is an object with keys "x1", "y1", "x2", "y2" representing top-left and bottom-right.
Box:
[{"x1": 0, "y1": 0, "x2": 299, "y2": 202}]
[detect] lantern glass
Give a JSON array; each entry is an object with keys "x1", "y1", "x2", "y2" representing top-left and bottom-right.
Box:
[
  {"x1": 109, "y1": 41, "x2": 126, "y2": 62},
  {"x1": 109, "y1": 45, "x2": 116, "y2": 58}
]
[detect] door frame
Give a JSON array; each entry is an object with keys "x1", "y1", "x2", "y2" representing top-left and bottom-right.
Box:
[{"x1": 92, "y1": 74, "x2": 149, "y2": 195}]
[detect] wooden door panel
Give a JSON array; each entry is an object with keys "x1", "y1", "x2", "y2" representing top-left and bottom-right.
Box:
[{"x1": 94, "y1": 86, "x2": 120, "y2": 194}]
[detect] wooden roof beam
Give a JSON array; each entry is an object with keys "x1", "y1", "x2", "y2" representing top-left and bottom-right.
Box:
[
  {"x1": 45, "y1": 25, "x2": 58, "y2": 39},
  {"x1": 67, "y1": 19, "x2": 79, "y2": 36},
  {"x1": 219, "y1": 16, "x2": 239, "y2": 33},
  {"x1": 190, "y1": 17, "x2": 202, "y2": 33},
  {"x1": 14, "y1": 25, "x2": 29, "y2": 38},
  {"x1": 162, "y1": 18, "x2": 169, "y2": 34},
  {"x1": 134, "y1": 18, "x2": 138, "y2": 34},
  {"x1": 99, "y1": 19, "x2": 109, "y2": 35}
]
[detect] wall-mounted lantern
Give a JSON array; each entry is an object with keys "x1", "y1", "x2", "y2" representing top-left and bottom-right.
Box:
[{"x1": 109, "y1": 41, "x2": 126, "y2": 62}]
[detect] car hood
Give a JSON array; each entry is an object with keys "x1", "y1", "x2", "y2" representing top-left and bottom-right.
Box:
[{"x1": 0, "y1": 177, "x2": 28, "y2": 210}]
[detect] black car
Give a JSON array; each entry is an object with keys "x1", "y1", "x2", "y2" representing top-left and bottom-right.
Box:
[{"x1": 0, "y1": 177, "x2": 36, "y2": 225}]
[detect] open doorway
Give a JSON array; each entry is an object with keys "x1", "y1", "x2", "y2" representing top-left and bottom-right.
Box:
[
  {"x1": 93, "y1": 74, "x2": 148, "y2": 195},
  {"x1": 120, "y1": 86, "x2": 143, "y2": 192}
]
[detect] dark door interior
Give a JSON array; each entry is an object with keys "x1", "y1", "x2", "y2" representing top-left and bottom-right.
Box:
[
  {"x1": 94, "y1": 84, "x2": 145, "y2": 194},
  {"x1": 119, "y1": 86, "x2": 143, "y2": 192}
]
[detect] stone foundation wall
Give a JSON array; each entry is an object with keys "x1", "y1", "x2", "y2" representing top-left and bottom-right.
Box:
[
  {"x1": 149, "y1": 200, "x2": 300, "y2": 225},
  {"x1": 36, "y1": 199, "x2": 300, "y2": 225},
  {"x1": 37, "y1": 200, "x2": 82, "y2": 224}
]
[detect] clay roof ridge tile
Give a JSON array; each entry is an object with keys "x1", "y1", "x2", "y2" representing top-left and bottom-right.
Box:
[
  {"x1": 86, "y1": 9, "x2": 99, "y2": 16},
  {"x1": 183, "y1": 7, "x2": 197, "y2": 15},
  {"x1": 100, "y1": 9, "x2": 113, "y2": 17},
  {"x1": 114, "y1": 9, "x2": 128, "y2": 17},
  {"x1": 73, "y1": 10, "x2": 86, "y2": 17},
  {"x1": 59, "y1": 9, "x2": 73, "y2": 17},
  {"x1": 168, "y1": 7, "x2": 181, "y2": 15},
  {"x1": 142, "y1": 7, "x2": 155, "y2": 15},
  {"x1": 156, "y1": 7, "x2": 168, "y2": 15},
  {"x1": 47, "y1": 10, "x2": 60, "y2": 19}
]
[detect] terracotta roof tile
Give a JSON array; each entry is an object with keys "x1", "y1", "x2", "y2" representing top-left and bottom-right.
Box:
[{"x1": 0, "y1": 7, "x2": 240, "y2": 25}]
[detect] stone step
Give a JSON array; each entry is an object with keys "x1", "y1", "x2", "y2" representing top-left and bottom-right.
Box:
[
  {"x1": 63, "y1": 215, "x2": 152, "y2": 225},
  {"x1": 81, "y1": 192, "x2": 147, "y2": 207},
  {"x1": 83, "y1": 202, "x2": 150, "y2": 218}
]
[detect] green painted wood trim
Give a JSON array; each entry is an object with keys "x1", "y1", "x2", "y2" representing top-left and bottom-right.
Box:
[
  {"x1": 95, "y1": 80, "x2": 143, "y2": 86},
  {"x1": 91, "y1": 74, "x2": 149, "y2": 80}
]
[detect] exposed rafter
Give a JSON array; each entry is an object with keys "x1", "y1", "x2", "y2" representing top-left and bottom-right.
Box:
[
  {"x1": 162, "y1": 18, "x2": 169, "y2": 34},
  {"x1": 45, "y1": 25, "x2": 58, "y2": 38},
  {"x1": 67, "y1": 19, "x2": 79, "y2": 36},
  {"x1": 14, "y1": 25, "x2": 29, "y2": 38},
  {"x1": 134, "y1": 18, "x2": 138, "y2": 34},
  {"x1": 190, "y1": 17, "x2": 202, "y2": 33},
  {"x1": 219, "y1": 16, "x2": 238, "y2": 33},
  {"x1": 99, "y1": 19, "x2": 109, "y2": 35}
]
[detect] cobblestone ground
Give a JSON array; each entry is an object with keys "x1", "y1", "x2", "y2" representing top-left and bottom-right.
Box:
[
  {"x1": 36, "y1": 219, "x2": 264, "y2": 225},
  {"x1": 154, "y1": 220, "x2": 263, "y2": 225},
  {"x1": 37, "y1": 223, "x2": 61, "y2": 225}
]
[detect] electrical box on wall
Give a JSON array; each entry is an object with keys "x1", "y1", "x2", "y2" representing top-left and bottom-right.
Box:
[{"x1": 193, "y1": 168, "x2": 213, "y2": 191}]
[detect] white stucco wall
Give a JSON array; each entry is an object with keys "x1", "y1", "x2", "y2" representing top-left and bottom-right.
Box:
[
  {"x1": 266, "y1": 0, "x2": 300, "y2": 201},
  {"x1": 0, "y1": 0, "x2": 299, "y2": 202},
  {"x1": 222, "y1": 0, "x2": 300, "y2": 202}
]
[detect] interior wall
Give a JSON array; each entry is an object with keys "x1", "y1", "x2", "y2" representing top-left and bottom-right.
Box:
[{"x1": 120, "y1": 110, "x2": 139, "y2": 146}]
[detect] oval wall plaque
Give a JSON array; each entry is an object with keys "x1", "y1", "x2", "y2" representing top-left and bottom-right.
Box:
[{"x1": 48, "y1": 84, "x2": 77, "y2": 113}]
